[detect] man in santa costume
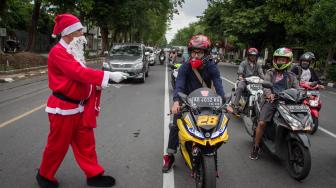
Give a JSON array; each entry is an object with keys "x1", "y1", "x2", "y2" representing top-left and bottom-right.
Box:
[{"x1": 36, "y1": 13, "x2": 128, "y2": 188}]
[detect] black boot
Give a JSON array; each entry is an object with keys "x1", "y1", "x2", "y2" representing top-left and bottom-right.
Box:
[
  {"x1": 36, "y1": 172, "x2": 59, "y2": 188},
  {"x1": 87, "y1": 174, "x2": 116, "y2": 187}
]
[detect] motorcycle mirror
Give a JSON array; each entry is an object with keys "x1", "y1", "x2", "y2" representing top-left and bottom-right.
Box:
[
  {"x1": 103, "y1": 51, "x2": 108, "y2": 56},
  {"x1": 178, "y1": 92, "x2": 188, "y2": 102},
  {"x1": 310, "y1": 81, "x2": 318, "y2": 87},
  {"x1": 262, "y1": 81, "x2": 273, "y2": 88}
]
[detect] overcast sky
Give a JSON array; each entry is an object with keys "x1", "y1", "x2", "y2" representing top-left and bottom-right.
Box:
[{"x1": 165, "y1": 0, "x2": 209, "y2": 43}]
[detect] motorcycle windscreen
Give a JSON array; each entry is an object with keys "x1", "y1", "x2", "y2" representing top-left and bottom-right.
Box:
[{"x1": 188, "y1": 88, "x2": 222, "y2": 108}]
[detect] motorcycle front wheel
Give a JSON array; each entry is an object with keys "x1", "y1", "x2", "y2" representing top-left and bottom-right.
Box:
[
  {"x1": 286, "y1": 141, "x2": 311, "y2": 181},
  {"x1": 196, "y1": 156, "x2": 216, "y2": 188},
  {"x1": 310, "y1": 117, "x2": 319, "y2": 135}
]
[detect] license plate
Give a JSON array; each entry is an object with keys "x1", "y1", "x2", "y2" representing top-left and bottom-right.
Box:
[
  {"x1": 307, "y1": 90, "x2": 319, "y2": 96},
  {"x1": 196, "y1": 115, "x2": 219, "y2": 126},
  {"x1": 287, "y1": 105, "x2": 309, "y2": 112},
  {"x1": 190, "y1": 96, "x2": 222, "y2": 108},
  {"x1": 249, "y1": 84, "x2": 262, "y2": 90}
]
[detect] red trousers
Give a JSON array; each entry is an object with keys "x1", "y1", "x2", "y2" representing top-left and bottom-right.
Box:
[{"x1": 39, "y1": 113, "x2": 104, "y2": 181}]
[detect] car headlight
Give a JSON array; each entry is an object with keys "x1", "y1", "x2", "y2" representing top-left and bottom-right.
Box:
[
  {"x1": 103, "y1": 62, "x2": 110, "y2": 69},
  {"x1": 133, "y1": 62, "x2": 143, "y2": 69}
]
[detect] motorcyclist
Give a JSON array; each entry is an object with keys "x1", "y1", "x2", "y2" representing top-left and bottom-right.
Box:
[
  {"x1": 250, "y1": 47, "x2": 300, "y2": 160},
  {"x1": 162, "y1": 34, "x2": 225, "y2": 173},
  {"x1": 159, "y1": 49, "x2": 166, "y2": 63},
  {"x1": 227, "y1": 48, "x2": 264, "y2": 114},
  {"x1": 176, "y1": 48, "x2": 185, "y2": 64},
  {"x1": 169, "y1": 48, "x2": 177, "y2": 64},
  {"x1": 291, "y1": 52, "x2": 324, "y2": 88}
]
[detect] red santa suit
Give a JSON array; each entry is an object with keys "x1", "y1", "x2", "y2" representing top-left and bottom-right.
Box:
[{"x1": 39, "y1": 30, "x2": 110, "y2": 182}]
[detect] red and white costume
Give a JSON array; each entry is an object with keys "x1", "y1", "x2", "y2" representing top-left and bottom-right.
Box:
[{"x1": 39, "y1": 14, "x2": 110, "y2": 182}]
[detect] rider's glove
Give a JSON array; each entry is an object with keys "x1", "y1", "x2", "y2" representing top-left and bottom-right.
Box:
[{"x1": 109, "y1": 72, "x2": 129, "y2": 83}]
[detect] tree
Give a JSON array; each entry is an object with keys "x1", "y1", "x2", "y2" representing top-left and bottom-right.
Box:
[
  {"x1": 306, "y1": 0, "x2": 336, "y2": 77},
  {"x1": 25, "y1": 0, "x2": 41, "y2": 51}
]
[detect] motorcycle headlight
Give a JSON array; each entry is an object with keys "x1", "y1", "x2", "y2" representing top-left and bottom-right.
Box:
[
  {"x1": 279, "y1": 106, "x2": 303, "y2": 129},
  {"x1": 133, "y1": 62, "x2": 143, "y2": 69},
  {"x1": 103, "y1": 62, "x2": 110, "y2": 69},
  {"x1": 186, "y1": 126, "x2": 205, "y2": 139},
  {"x1": 309, "y1": 100, "x2": 318, "y2": 107},
  {"x1": 284, "y1": 113, "x2": 303, "y2": 128},
  {"x1": 211, "y1": 125, "x2": 227, "y2": 139}
]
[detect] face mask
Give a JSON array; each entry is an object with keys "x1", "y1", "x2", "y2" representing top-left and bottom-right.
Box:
[
  {"x1": 301, "y1": 62, "x2": 310, "y2": 70},
  {"x1": 67, "y1": 36, "x2": 87, "y2": 65},
  {"x1": 190, "y1": 58, "x2": 203, "y2": 69}
]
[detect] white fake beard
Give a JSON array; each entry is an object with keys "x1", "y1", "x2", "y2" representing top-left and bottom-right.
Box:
[{"x1": 67, "y1": 36, "x2": 87, "y2": 66}]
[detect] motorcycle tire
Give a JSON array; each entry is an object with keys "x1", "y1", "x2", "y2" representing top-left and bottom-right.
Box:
[
  {"x1": 171, "y1": 76, "x2": 176, "y2": 89},
  {"x1": 310, "y1": 117, "x2": 319, "y2": 135},
  {"x1": 196, "y1": 156, "x2": 216, "y2": 188},
  {"x1": 286, "y1": 141, "x2": 311, "y2": 181}
]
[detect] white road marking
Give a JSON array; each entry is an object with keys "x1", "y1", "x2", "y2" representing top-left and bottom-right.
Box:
[
  {"x1": 221, "y1": 76, "x2": 235, "y2": 85},
  {"x1": 221, "y1": 76, "x2": 336, "y2": 139},
  {"x1": 319, "y1": 127, "x2": 336, "y2": 139},
  {"x1": 0, "y1": 104, "x2": 45, "y2": 128},
  {"x1": 163, "y1": 65, "x2": 175, "y2": 188},
  {"x1": 109, "y1": 84, "x2": 125, "y2": 88}
]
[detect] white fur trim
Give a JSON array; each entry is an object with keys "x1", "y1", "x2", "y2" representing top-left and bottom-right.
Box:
[
  {"x1": 61, "y1": 22, "x2": 83, "y2": 36},
  {"x1": 59, "y1": 39, "x2": 68, "y2": 49},
  {"x1": 45, "y1": 105, "x2": 84, "y2": 115},
  {"x1": 102, "y1": 71, "x2": 110, "y2": 88}
]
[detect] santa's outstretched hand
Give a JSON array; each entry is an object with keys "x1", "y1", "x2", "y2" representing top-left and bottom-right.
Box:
[{"x1": 109, "y1": 72, "x2": 129, "y2": 83}]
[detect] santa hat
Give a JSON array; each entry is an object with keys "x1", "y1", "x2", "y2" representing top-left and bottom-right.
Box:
[{"x1": 52, "y1": 14, "x2": 83, "y2": 38}]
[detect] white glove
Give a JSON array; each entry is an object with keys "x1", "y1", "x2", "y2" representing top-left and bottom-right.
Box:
[{"x1": 109, "y1": 72, "x2": 129, "y2": 83}]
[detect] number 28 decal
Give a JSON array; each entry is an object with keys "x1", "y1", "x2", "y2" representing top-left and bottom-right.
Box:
[{"x1": 196, "y1": 115, "x2": 218, "y2": 126}]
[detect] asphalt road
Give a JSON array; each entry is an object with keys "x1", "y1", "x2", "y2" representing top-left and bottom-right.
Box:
[{"x1": 0, "y1": 62, "x2": 336, "y2": 188}]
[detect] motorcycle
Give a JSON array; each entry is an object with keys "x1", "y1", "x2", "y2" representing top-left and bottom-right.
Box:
[
  {"x1": 233, "y1": 76, "x2": 264, "y2": 136},
  {"x1": 228, "y1": 76, "x2": 264, "y2": 133},
  {"x1": 211, "y1": 52, "x2": 221, "y2": 64},
  {"x1": 176, "y1": 88, "x2": 229, "y2": 188},
  {"x1": 252, "y1": 83, "x2": 312, "y2": 181},
  {"x1": 159, "y1": 54, "x2": 166, "y2": 65},
  {"x1": 168, "y1": 63, "x2": 182, "y2": 89},
  {"x1": 300, "y1": 81, "x2": 322, "y2": 134}
]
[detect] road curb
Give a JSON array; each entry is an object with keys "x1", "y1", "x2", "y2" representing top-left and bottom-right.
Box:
[{"x1": 0, "y1": 58, "x2": 102, "y2": 83}]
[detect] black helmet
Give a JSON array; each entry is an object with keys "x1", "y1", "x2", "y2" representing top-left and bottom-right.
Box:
[
  {"x1": 300, "y1": 52, "x2": 315, "y2": 70},
  {"x1": 300, "y1": 52, "x2": 315, "y2": 62}
]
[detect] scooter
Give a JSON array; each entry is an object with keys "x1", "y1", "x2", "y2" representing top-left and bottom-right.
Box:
[
  {"x1": 159, "y1": 54, "x2": 166, "y2": 65},
  {"x1": 176, "y1": 88, "x2": 229, "y2": 188},
  {"x1": 252, "y1": 83, "x2": 313, "y2": 181},
  {"x1": 228, "y1": 76, "x2": 264, "y2": 133},
  {"x1": 168, "y1": 63, "x2": 182, "y2": 89},
  {"x1": 232, "y1": 76, "x2": 264, "y2": 136},
  {"x1": 300, "y1": 81, "x2": 322, "y2": 134},
  {"x1": 211, "y1": 52, "x2": 220, "y2": 64}
]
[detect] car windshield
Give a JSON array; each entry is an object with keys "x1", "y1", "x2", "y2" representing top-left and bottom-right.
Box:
[{"x1": 110, "y1": 45, "x2": 142, "y2": 56}]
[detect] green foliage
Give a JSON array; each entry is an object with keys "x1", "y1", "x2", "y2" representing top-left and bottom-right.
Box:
[
  {"x1": 0, "y1": 0, "x2": 32, "y2": 30},
  {"x1": 169, "y1": 22, "x2": 206, "y2": 46},
  {"x1": 306, "y1": 0, "x2": 336, "y2": 50},
  {"x1": 326, "y1": 64, "x2": 336, "y2": 81}
]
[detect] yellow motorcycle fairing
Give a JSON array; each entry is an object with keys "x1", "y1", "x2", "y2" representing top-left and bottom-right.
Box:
[{"x1": 177, "y1": 113, "x2": 229, "y2": 169}]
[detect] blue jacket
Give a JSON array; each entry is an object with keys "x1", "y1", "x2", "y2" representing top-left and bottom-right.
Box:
[{"x1": 173, "y1": 60, "x2": 225, "y2": 101}]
